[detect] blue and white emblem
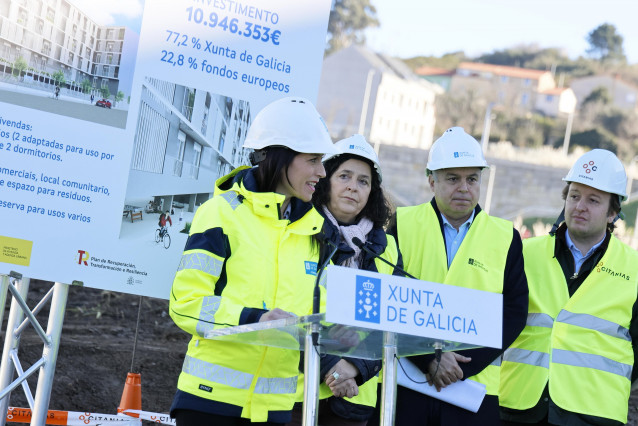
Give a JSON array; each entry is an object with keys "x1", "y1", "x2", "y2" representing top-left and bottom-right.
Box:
[{"x1": 355, "y1": 275, "x2": 381, "y2": 324}]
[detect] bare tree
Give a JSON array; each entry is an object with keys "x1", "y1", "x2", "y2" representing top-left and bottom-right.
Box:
[{"x1": 327, "y1": 0, "x2": 379, "y2": 54}]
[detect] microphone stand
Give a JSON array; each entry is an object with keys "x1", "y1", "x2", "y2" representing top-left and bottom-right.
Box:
[
  {"x1": 351, "y1": 237, "x2": 417, "y2": 279},
  {"x1": 303, "y1": 233, "x2": 338, "y2": 426},
  {"x1": 313, "y1": 236, "x2": 339, "y2": 345}
]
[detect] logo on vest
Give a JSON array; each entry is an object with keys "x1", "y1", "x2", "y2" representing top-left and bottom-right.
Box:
[
  {"x1": 596, "y1": 261, "x2": 630, "y2": 280},
  {"x1": 468, "y1": 258, "x2": 488, "y2": 272},
  {"x1": 304, "y1": 261, "x2": 318, "y2": 276},
  {"x1": 198, "y1": 384, "x2": 213, "y2": 393},
  {"x1": 355, "y1": 275, "x2": 381, "y2": 324}
]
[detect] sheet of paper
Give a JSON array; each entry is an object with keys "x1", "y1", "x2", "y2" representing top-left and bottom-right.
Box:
[{"x1": 397, "y1": 358, "x2": 486, "y2": 413}]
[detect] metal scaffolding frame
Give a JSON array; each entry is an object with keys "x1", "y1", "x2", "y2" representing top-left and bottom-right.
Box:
[{"x1": 0, "y1": 272, "x2": 69, "y2": 426}]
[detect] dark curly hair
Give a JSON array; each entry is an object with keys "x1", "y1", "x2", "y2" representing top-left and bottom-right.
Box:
[{"x1": 313, "y1": 154, "x2": 392, "y2": 228}]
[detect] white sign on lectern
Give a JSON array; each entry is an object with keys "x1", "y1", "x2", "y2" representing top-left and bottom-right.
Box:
[{"x1": 325, "y1": 265, "x2": 503, "y2": 348}]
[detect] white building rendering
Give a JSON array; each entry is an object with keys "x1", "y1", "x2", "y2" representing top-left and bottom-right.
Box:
[
  {"x1": 0, "y1": 0, "x2": 139, "y2": 98},
  {"x1": 317, "y1": 45, "x2": 443, "y2": 150},
  {"x1": 124, "y1": 77, "x2": 252, "y2": 215}
]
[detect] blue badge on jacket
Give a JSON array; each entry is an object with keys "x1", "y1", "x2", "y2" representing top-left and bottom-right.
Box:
[{"x1": 305, "y1": 261, "x2": 318, "y2": 276}]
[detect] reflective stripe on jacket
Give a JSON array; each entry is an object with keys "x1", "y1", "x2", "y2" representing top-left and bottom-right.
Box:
[
  {"x1": 500, "y1": 234, "x2": 638, "y2": 423},
  {"x1": 170, "y1": 167, "x2": 324, "y2": 422},
  {"x1": 397, "y1": 203, "x2": 512, "y2": 395}
]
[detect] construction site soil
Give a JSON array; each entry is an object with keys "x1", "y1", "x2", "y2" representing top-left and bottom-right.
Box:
[
  {"x1": 2, "y1": 279, "x2": 638, "y2": 425},
  {"x1": 2, "y1": 280, "x2": 187, "y2": 421}
]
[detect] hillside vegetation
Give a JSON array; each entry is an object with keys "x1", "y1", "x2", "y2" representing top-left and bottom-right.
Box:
[{"x1": 402, "y1": 24, "x2": 638, "y2": 163}]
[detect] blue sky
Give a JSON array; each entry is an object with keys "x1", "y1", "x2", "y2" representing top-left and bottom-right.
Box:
[
  {"x1": 365, "y1": 0, "x2": 638, "y2": 64},
  {"x1": 70, "y1": 0, "x2": 144, "y2": 33}
]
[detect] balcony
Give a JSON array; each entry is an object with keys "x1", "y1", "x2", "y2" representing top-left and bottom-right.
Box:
[{"x1": 187, "y1": 163, "x2": 199, "y2": 179}]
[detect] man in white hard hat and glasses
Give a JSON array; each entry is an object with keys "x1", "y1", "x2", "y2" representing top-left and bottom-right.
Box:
[
  {"x1": 499, "y1": 149, "x2": 638, "y2": 426},
  {"x1": 386, "y1": 127, "x2": 529, "y2": 425}
]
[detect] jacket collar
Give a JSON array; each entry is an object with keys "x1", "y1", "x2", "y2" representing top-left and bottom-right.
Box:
[
  {"x1": 216, "y1": 167, "x2": 321, "y2": 231},
  {"x1": 430, "y1": 197, "x2": 483, "y2": 234}
]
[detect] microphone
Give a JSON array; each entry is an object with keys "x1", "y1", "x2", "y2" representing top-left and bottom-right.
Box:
[
  {"x1": 351, "y1": 237, "x2": 417, "y2": 279},
  {"x1": 434, "y1": 341, "x2": 443, "y2": 363},
  {"x1": 351, "y1": 236, "x2": 443, "y2": 362},
  {"x1": 313, "y1": 233, "x2": 339, "y2": 346}
]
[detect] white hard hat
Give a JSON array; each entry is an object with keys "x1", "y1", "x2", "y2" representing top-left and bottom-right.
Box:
[
  {"x1": 323, "y1": 134, "x2": 382, "y2": 182},
  {"x1": 243, "y1": 97, "x2": 338, "y2": 155},
  {"x1": 563, "y1": 149, "x2": 627, "y2": 201},
  {"x1": 426, "y1": 127, "x2": 488, "y2": 172}
]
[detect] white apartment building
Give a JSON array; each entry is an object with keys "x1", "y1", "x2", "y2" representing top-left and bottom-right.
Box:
[
  {"x1": 317, "y1": 45, "x2": 443, "y2": 150},
  {"x1": 0, "y1": 0, "x2": 138, "y2": 98}
]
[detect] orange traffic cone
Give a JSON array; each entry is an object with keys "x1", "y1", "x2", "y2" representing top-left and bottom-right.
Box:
[{"x1": 117, "y1": 372, "x2": 142, "y2": 416}]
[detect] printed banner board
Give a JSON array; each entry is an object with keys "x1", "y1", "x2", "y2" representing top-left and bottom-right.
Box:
[
  {"x1": 325, "y1": 265, "x2": 503, "y2": 348},
  {"x1": 0, "y1": 0, "x2": 332, "y2": 298}
]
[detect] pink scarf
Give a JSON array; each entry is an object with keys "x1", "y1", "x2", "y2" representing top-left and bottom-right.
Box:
[{"x1": 322, "y1": 206, "x2": 373, "y2": 268}]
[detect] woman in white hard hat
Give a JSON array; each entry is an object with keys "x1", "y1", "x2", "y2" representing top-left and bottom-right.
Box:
[
  {"x1": 169, "y1": 97, "x2": 338, "y2": 425},
  {"x1": 287, "y1": 134, "x2": 403, "y2": 426}
]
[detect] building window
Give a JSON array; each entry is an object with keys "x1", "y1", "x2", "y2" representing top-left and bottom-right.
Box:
[
  {"x1": 524, "y1": 79, "x2": 531, "y2": 87},
  {"x1": 500, "y1": 76, "x2": 509, "y2": 83},
  {"x1": 546, "y1": 95, "x2": 554, "y2": 102},
  {"x1": 521, "y1": 93, "x2": 529, "y2": 105}
]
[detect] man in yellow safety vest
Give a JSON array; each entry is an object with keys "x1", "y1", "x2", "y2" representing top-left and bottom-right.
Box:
[
  {"x1": 500, "y1": 149, "x2": 638, "y2": 425},
  {"x1": 388, "y1": 127, "x2": 529, "y2": 425}
]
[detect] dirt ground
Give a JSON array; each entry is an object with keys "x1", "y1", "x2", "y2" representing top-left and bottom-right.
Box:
[
  {"x1": 2, "y1": 279, "x2": 638, "y2": 425},
  {"x1": 1, "y1": 280, "x2": 188, "y2": 422}
]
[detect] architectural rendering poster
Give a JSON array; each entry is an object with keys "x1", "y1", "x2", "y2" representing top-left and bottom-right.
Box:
[{"x1": 0, "y1": 0, "x2": 332, "y2": 298}]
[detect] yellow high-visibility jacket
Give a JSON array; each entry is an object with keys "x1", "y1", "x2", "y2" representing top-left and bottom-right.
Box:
[
  {"x1": 397, "y1": 202, "x2": 514, "y2": 395},
  {"x1": 500, "y1": 234, "x2": 638, "y2": 424},
  {"x1": 170, "y1": 166, "x2": 324, "y2": 422}
]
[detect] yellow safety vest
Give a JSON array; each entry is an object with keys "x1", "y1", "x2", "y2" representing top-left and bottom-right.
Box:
[
  {"x1": 170, "y1": 167, "x2": 324, "y2": 422},
  {"x1": 397, "y1": 203, "x2": 512, "y2": 395},
  {"x1": 295, "y1": 235, "x2": 400, "y2": 408},
  {"x1": 500, "y1": 234, "x2": 638, "y2": 424}
]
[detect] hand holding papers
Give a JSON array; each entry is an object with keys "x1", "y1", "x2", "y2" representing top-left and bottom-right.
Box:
[{"x1": 397, "y1": 358, "x2": 486, "y2": 413}]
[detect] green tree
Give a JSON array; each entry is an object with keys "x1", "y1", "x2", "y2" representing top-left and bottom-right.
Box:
[
  {"x1": 114, "y1": 90, "x2": 124, "y2": 106},
  {"x1": 51, "y1": 70, "x2": 66, "y2": 87},
  {"x1": 80, "y1": 79, "x2": 92, "y2": 94},
  {"x1": 581, "y1": 86, "x2": 611, "y2": 107},
  {"x1": 12, "y1": 56, "x2": 27, "y2": 79},
  {"x1": 586, "y1": 23, "x2": 626, "y2": 63},
  {"x1": 100, "y1": 86, "x2": 111, "y2": 99},
  {"x1": 327, "y1": 0, "x2": 379, "y2": 54},
  {"x1": 569, "y1": 128, "x2": 617, "y2": 153},
  {"x1": 404, "y1": 51, "x2": 466, "y2": 70}
]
